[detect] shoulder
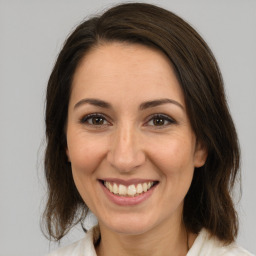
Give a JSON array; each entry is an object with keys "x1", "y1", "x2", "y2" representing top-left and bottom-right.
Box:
[
  {"x1": 46, "y1": 228, "x2": 97, "y2": 256},
  {"x1": 188, "y1": 229, "x2": 254, "y2": 256}
]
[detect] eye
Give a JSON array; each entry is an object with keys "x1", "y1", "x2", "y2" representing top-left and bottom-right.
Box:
[
  {"x1": 146, "y1": 114, "x2": 176, "y2": 127},
  {"x1": 80, "y1": 113, "x2": 110, "y2": 126}
]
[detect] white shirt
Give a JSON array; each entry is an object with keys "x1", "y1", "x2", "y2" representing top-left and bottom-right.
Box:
[{"x1": 47, "y1": 227, "x2": 254, "y2": 256}]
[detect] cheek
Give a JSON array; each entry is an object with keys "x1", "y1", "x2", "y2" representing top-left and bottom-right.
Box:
[
  {"x1": 153, "y1": 138, "x2": 196, "y2": 203},
  {"x1": 67, "y1": 132, "x2": 108, "y2": 175},
  {"x1": 67, "y1": 133, "x2": 109, "y2": 208},
  {"x1": 148, "y1": 135, "x2": 196, "y2": 176}
]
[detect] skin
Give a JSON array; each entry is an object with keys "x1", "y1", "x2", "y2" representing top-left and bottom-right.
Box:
[{"x1": 66, "y1": 42, "x2": 207, "y2": 256}]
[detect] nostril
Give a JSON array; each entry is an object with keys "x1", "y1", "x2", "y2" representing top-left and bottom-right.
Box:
[{"x1": 107, "y1": 145, "x2": 146, "y2": 172}]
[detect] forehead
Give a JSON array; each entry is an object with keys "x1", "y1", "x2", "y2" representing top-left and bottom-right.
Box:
[{"x1": 70, "y1": 42, "x2": 185, "y2": 107}]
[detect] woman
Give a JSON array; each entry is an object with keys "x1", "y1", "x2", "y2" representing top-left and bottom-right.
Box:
[{"x1": 43, "y1": 3, "x2": 253, "y2": 255}]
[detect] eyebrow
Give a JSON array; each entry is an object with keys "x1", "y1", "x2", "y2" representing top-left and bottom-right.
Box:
[
  {"x1": 74, "y1": 98, "x2": 111, "y2": 109},
  {"x1": 74, "y1": 98, "x2": 184, "y2": 111},
  {"x1": 139, "y1": 98, "x2": 184, "y2": 111}
]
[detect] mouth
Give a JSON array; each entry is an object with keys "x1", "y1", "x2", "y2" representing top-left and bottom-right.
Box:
[{"x1": 99, "y1": 180, "x2": 159, "y2": 197}]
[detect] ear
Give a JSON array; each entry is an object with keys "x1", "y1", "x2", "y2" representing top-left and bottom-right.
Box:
[
  {"x1": 66, "y1": 147, "x2": 71, "y2": 162},
  {"x1": 194, "y1": 141, "x2": 208, "y2": 168}
]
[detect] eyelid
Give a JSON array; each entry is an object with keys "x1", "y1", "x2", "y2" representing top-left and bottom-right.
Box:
[
  {"x1": 144, "y1": 113, "x2": 176, "y2": 127},
  {"x1": 80, "y1": 113, "x2": 112, "y2": 126},
  {"x1": 79, "y1": 112, "x2": 176, "y2": 127}
]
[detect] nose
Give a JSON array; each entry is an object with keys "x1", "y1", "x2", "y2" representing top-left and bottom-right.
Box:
[{"x1": 107, "y1": 124, "x2": 146, "y2": 173}]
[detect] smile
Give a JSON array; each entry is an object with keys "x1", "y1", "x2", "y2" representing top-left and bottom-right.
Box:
[{"x1": 103, "y1": 181, "x2": 158, "y2": 197}]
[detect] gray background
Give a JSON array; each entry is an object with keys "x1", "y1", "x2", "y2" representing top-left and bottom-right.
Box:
[{"x1": 0, "y1": 0, "x2": 255, "y2": 255}]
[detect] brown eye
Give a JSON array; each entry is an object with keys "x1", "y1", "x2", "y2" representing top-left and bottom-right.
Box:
[
  {"x1": 92, "y1": 116, "x2": 104, "y2": 125},
  {"x1": 146, "y1": 114, "x2": 176, "y2": 127},
  {"x1": 80, "y1": 114, "x2": 109, "y2": 126},
  {"x1": 153, "y1": 117, "x2": 165, "y2": 126}
]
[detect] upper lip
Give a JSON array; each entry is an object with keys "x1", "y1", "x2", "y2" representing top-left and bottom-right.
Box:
[{"x1": 99, "y1": 178, "x2": 158, "y2": 186}]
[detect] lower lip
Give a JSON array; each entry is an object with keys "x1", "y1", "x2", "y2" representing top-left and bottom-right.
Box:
[{"x1": 99, "y1": 181, "x2": 157, "y2": 206}]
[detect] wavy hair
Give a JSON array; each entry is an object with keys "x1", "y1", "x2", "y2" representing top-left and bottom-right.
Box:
[{"x1": 43, "y1": 3, "x2": 240, "y2": 243}]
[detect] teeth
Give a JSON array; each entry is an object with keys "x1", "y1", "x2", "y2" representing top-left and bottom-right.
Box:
[
  {"x1": 113, "y1": 183, "x2": 118, "y2": 194},
  {"x1": 109, "y1": 183, "x2": 113, "y2": 193},
  {"x1": 143, "y1": 183, "x2": 148, "y2": 192},
  {"x1": 104, "y1": 181, "x2": 155, "y2": 197},
  {"x1": 119, "y1": 184, "x2": 127, "y2": 195},
  {"x1": 127, "y1": 185, "x2": 136, "y2": 196},
  {"x1": 137, "y1": 183, "x2": 143, "y2": 194}
]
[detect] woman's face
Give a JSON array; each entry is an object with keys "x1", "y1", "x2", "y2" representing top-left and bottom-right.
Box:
[{"x1": 66, "y1": 42, "x2": 207, "y2": 235}]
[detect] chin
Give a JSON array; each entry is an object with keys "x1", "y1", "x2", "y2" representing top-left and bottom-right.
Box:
[{"x1": 99, "y1": 213, "x2": 157, "y2": 236}]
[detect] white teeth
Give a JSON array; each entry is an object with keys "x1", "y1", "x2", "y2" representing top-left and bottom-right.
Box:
[
  {"x1": 119, "y1": 184, "x2": 127, "y2": 195},
  {"x1": 127, "y1": 185, "x2": 136, "y2": 196},
  {"x1": 137, "y1": 183, "x2": 143, "y2": 194},
  {"x1": 109, "y1": 183, "x2": 113, "y2": 193},
  {"x1": 147, "y1": 182, "x2": 153, "y2": 189},
  {"x1": 143, "y1": 183, "x2": 148, "y2": 192},
  {"x1": 104, "y1": 181, "x2": 155, "y2": 197},
  {"x1": 113, "y1": 183, "x2": 118, "y2": 194}
]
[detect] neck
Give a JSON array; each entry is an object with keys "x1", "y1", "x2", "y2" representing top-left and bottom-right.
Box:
[{"x1": 96, "y1": 218, "x2": 192, "y2": 256}]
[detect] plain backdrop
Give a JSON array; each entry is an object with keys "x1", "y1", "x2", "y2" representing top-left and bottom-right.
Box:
[{"x1": 0, "y1": 0, "x2": 255, "y2": 255}]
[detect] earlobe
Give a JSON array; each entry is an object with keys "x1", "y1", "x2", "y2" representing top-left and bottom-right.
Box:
[
  {"x1": 66, "y1": 148, "x2": 71, "y2": 162},
  {"x1": 194, "y1": 142, "x2": 208, "y2": 168}
]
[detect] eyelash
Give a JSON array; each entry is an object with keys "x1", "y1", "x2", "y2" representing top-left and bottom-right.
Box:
[
  {"x1": 79, "y1": 113, "x2": 176, "y2": 128},
  {"x1": 145, "y1": 114, "x2": 176, "y2": 128},
  {"x1": 80, "y1": 113, "x2": 110, "y2": 127}
]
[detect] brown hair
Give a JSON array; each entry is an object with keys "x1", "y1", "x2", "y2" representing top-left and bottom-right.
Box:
[{"x1": 43, "y1": 3, "x2": 240, "y2": 243}]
